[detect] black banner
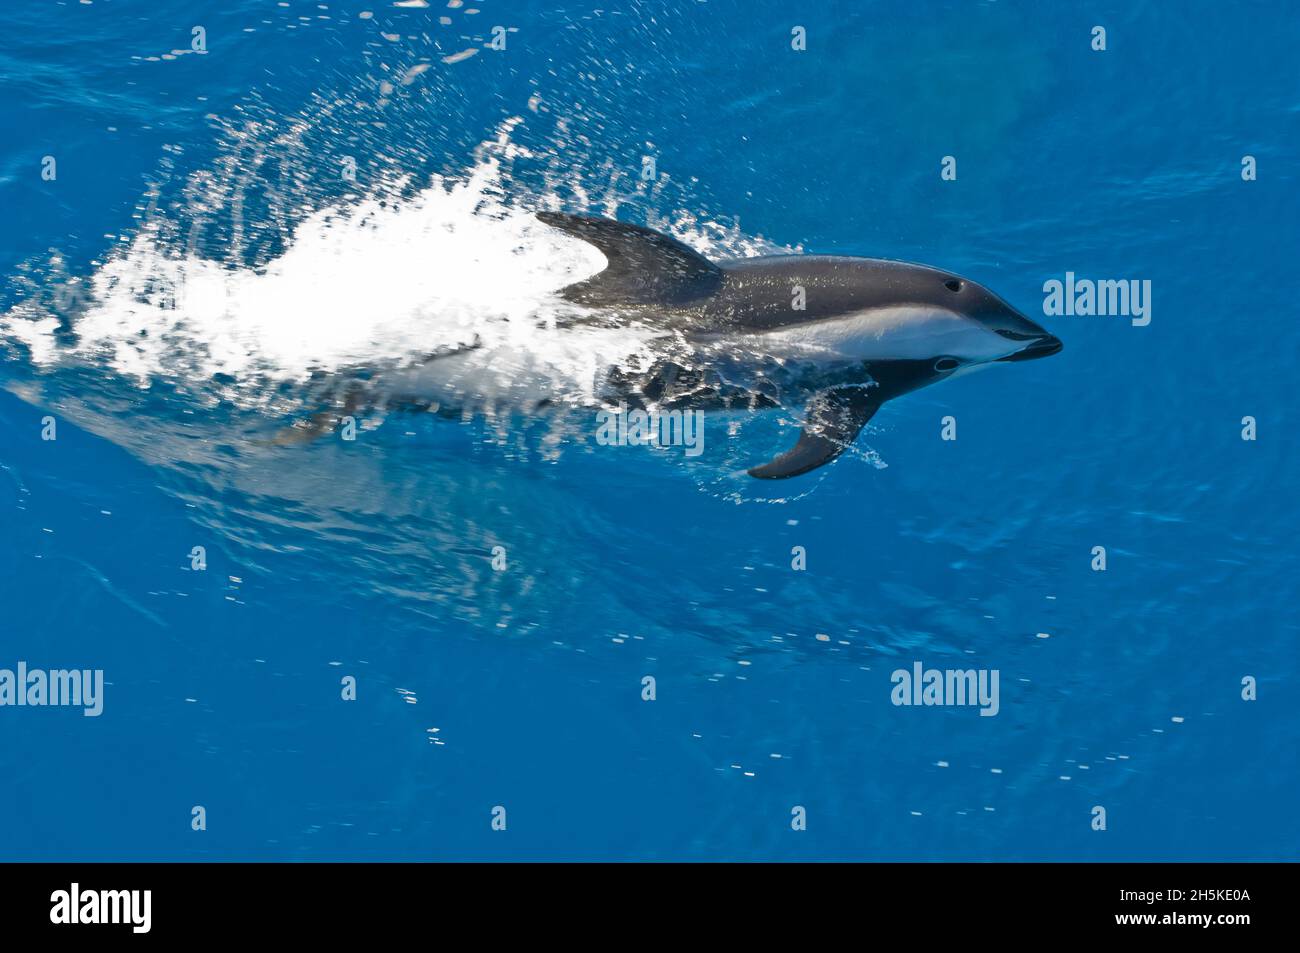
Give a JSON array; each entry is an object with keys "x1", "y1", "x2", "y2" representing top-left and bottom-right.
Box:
[{"x1": 1, "y1": 862, "x2": 1284, "y2": 939}]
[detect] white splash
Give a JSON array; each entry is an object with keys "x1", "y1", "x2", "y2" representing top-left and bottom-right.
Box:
[{"x1": 1, "y1": 120, "x2": 786, "y2": 420}]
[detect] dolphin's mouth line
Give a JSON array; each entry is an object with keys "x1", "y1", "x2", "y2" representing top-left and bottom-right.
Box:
[{"x1": 997, "y1": 334, "x2": 1063, "y2": 362}]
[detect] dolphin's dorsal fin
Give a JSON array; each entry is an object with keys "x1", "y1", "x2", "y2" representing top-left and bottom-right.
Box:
[
  {"x1": 748, "y1": 385, "x2": 883, "y2": 479},
  {"x1": 538, "y1": 212, "x2": 722, "y2": 308}
]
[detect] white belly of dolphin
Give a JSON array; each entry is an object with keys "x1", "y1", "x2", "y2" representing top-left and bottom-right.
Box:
[{"x1": 751, "y1": 306, "x2": 1012, "y2": 362}]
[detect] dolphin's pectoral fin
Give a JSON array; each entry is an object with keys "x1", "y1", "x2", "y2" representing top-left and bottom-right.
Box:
[
  {"x1": 748, "y1": 386, "x2": 882, "y2": 480},
  {"x1": 537, "y1": 211, "x2": 722, "y2": 308}
]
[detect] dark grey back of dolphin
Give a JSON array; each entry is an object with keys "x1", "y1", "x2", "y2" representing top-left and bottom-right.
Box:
[
  {"x1": 537, "y1": 211, "x2": 1060, "y2": 479},
  {"x1": 706, "y1": 256, "x2": 1033, "y2": 335},
  {"x1": 537, "y1": 211, "x2": 1049, "y2": 339}
]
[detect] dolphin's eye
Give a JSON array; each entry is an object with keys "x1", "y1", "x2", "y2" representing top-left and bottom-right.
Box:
[
  {"x1": 934, "y1": 357, "x2": 959, "y2": 372},
  {"x1": 944, "y1": 279, "x2": 963, "y2": 292}
]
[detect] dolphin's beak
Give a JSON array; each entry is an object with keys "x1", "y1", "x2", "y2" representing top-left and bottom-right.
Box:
[{"x1": 997, "y1": 333, "x2": 1063, "y2": 362}]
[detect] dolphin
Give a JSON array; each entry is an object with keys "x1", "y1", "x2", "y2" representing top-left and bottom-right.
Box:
[{"x1": 535, "y1": 211, "x2": 1062, "y2": 479}]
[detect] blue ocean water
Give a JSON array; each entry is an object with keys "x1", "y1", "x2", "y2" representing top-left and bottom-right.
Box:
[{"x1": 1, "y1": 0, "x2": 1296, "y2": 861}]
